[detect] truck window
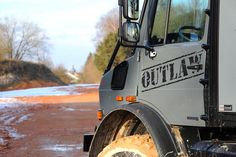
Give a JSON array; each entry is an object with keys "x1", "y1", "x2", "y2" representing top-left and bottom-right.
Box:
[
  {"x1": 150, "y1": 0, "x2": 169, "y2": 45},
  {"x1": 150, "y1": 0, "x2": 208, "y2": 45},
  {"x1": 167, "y1": 0, "x2": 208, "y2": 44}
]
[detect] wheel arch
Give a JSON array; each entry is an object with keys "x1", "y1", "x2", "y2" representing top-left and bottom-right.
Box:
[{"x1": 89, "y1": 103, "x2": 179, "y2": 157}]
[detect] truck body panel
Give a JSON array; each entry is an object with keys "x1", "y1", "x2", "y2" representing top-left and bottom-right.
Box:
[
  {"x1": 138, "y1": 43, "x2": 206, "y2": 126},
  {"x1": 219, "y1": 0, "x2": 236, "y2": 113},
  {"x1": 99, "y1": 55, "x2": 139, "y2": 114}
]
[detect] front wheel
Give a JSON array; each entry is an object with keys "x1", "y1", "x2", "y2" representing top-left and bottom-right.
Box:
[{"x1": 98, "y1": 134, "x2": 158, "y2": 157}]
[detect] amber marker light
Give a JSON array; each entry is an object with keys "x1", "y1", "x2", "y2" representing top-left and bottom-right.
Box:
[
  {"x1": 126, "y1": 96, "x2": 137, "y2": 103},
  {"x1": 116, "y1": 96, "x2": 123, "y2": 101},
  {"x1": 97, "y1": 109, "x2": 103, "y2": 121}
]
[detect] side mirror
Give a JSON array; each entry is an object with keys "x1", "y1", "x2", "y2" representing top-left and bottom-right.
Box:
[
  {"x1": 122, "y1": 22, "x2": 140, "y2": 43},
  {"x1": 124, "y1": 0, "x2": 139, "y2": 20}
]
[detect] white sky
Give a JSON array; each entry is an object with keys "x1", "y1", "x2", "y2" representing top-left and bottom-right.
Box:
[{"x1": 0, "y1": 0, "x2": 117, "y2": 71}]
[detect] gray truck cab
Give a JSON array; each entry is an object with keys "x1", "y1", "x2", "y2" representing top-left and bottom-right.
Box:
[{"x1": 86, "y1": 0, "x2": 236, "y2": 156}]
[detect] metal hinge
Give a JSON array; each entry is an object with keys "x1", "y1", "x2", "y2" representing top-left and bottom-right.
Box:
[{"x1": 137, "y1": 51, "x2": 141, "y2": 62}]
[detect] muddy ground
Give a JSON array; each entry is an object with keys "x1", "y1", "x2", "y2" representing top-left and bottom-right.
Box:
[{"x1": 0, "y1": 90, "x2": 99, "y2": 157}]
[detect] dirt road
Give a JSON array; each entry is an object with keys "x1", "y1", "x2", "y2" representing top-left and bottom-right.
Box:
[{"x1": 0, "y1": 89, "x2": 99, "y2": 157}]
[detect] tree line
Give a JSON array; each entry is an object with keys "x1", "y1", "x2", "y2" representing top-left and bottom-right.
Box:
[
  {"x1": 81, "y1": 7, "x2": 130, "y2": 83},
  {"x1": 0, "y1": 8, "x2": 129, "y2": 84}
]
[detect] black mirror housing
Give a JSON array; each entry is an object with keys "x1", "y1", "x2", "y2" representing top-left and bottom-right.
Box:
[{"x1": 123, "y1": 0, "x2": 139, "y2": 20}]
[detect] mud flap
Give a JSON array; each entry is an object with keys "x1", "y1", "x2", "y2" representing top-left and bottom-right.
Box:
[{"x1": 83, "y1": 134, "x2": 93, "y2": 152}]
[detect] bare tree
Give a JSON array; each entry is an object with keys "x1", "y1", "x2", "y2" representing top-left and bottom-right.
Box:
[
  {"x1": 0, "y1": 17, "x2": 50, "y2": 61},
  {"x1": 95, "y1": 7, "x2": 119, "y2": 43}
]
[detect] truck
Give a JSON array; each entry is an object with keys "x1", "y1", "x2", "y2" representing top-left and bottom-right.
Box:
[{"x1": 84, "y1": 0, "x2": 236, "y2": 156}]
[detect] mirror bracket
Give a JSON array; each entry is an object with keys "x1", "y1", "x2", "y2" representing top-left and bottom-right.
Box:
[
  {"x1": 118, "y1": 0, "x2": 124, "y2": 6},
  {"x1": 120, "y1": 39, "x2": 155, "y2": 52}
]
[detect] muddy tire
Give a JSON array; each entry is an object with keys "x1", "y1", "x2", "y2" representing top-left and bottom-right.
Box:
[{"x1": 98, "y1": 134, "x2": 158, "y2": 157}]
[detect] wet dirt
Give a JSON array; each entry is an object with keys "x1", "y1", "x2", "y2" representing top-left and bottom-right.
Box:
[{"x1": 0, "y1": 91, "x2": 99, "y2": 157}]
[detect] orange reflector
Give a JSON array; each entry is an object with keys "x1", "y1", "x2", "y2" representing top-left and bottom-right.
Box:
[
  {"x1": 97, "y1": 109, "x2": 103, "y2": 121},
  {"x1": 126, "y1": 96, "x2": 136, "y2": 103},
  {"x1": 116, "y1": 96, "x2": 123, "y2": 101}
]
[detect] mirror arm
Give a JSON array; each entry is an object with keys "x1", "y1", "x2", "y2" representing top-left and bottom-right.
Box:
[
  {"x1": 118, "y1": 0, "x2": 123, "y2": 38},
  {"x1": 104, "y1": 40, "x2": 121, "y2": 75},
  {"x1": 118, "y1": 0, "x2": 124, "y2": 6},
  {"x1": 120, "y1": 39, "x2": 155, "y2": 52}
]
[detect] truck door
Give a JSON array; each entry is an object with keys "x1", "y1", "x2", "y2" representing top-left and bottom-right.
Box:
[{"x1": 138, "y1": 0, "x2": 209, "y2": 126}]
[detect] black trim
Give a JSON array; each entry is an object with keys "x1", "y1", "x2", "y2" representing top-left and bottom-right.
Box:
[
  {"x1": 147, "y1": 0, "x2": 159, "y2": 46},
  {"x1": 111, "y1": 61, "x2": 129, "y2": 90},
  {"x1": 191, "y1": 141, "x2": 236, "y2": 156},
  {"x1": 139, "y1": 0, "x2": 148, "y2": 26},
  {"x1": 89, "y1": 104, "x2": 179, "y2": 157},
  {"x1": 104, "y1": 40, "x2": 121, "y2": 74},
  {"x1": 220, "y1": 113, "x2": 236, "y2": 127},
  {"x1": 204, "y1": 0, "x2": 220, "y2": 127},
  {"x1": 83, "y1": 134, "x2": 93, "y2": 152}
]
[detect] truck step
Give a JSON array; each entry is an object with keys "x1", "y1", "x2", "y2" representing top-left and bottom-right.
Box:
[{"x1": 191, "y1": 140, "x2": 236, "y2": 157}]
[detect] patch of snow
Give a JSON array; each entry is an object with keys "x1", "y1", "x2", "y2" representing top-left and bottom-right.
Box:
[
  {"x1": 76, "y1": 84, "x2": 99, "y2": 87},
  {"x1": 0, "y1": 114, "x2": 11, "y2": 121},
  {"x1": 78, "y1": 109, "x2": 92, "y2": 112},
  {"x1": 0, "y1": 84, "x2": 98, "y2": 98},
  {"x1": 0, "y1": 98, "x2": 27, "y2": 109},
  {"x1": 0, "y1": 137, "x2": 5, "y2": 145},
  {"x1": 62, "y1": 107, "x2": 76, "y2": 112},
  {"x1": 42, "y1": 144, "x2": 83, "y2": 152},
  {"x1": 4, "y1": 116, "x2": 16, "y2": 125},
  {"x1": 5, "y1": 127, "x2": 25, "y2": 139},
  {"x1": 16, "y1": 114, "x2": 33, "y2": 124},
  {"x1": 0, "y1": 86, "x2": 69, "y2": 98}
]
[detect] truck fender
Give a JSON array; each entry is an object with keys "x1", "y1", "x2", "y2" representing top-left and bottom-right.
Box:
[{"x1": 89, "y1": 103, "x2": 179, "y2": 157}]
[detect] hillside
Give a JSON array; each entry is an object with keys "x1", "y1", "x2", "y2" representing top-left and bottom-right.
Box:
[{"x1": 0, "y1": 60, "x2": 65, "y2": 91}]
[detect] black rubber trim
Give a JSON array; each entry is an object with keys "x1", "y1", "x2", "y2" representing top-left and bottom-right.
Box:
[
  {"x1": 204, "y1": 0, "x2": 220, "y2": 127},
  {"x1": 111, "y1": 61, "x2": 129, "y2": 90}
]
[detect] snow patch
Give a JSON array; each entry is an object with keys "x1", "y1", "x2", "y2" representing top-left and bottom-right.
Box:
[
  {"x1": 4, "y1": 116, "x2": 16, "y2": 125},
  {"x1": 0, "y1": 98, "x2": 27, "y2": 109},
  {"x1": 42, "y1": 144, "x2": 83, "y2": 152},
  {"x1": 0, "y1": 114, "x2": 11, "y2": 121},
  {"x1": 16, "y1": 114, "x2": 33, "y2": 124},
  {"x1": 0, "y1": 84, "x2": 98, "y2": 98},
  {"x1": 0, "y1": 137, "x2": 5, "y2": 145},
  {"x1": 61, "y1": 107, "x2": 76, "y2": 112},
  {"x1": 5, "y1": 127, "x2": 25, "y2": 139}
]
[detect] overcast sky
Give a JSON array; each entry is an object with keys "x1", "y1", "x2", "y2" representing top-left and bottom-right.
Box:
[{"x1": 0, "y1": 0, "x2": 117, "y2": 71}]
